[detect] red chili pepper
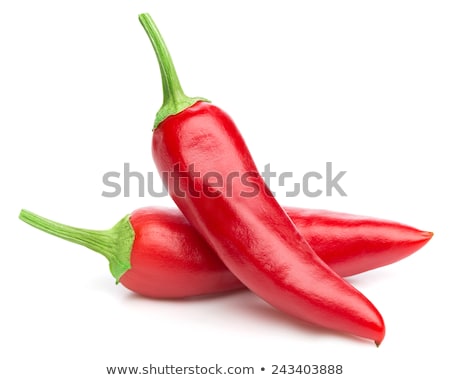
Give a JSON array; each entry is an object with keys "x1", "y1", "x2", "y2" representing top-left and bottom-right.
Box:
[
  {"x1": 18, "y1": 207, "x2": 432, "y2": 298},
  {"x1": 138, "y1": 13, "x2": 386, "y2": 343}
]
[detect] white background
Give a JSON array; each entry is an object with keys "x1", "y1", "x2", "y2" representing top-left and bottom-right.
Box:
[{"x1": 1, "y1": 0, "x2": 449, "y2": 378}]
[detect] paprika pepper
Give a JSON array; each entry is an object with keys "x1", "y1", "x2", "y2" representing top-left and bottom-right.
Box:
[
  {"x1": 139, "y1": 13, "x2": 385, "y2": 344},
  {"x1": 19, "y1": 207, "x2": 432, "y2": 298}
]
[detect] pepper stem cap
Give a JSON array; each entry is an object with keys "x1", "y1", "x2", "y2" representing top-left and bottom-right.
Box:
[
  {"x1": 18, "y1": 209, "x2": 134, "y2": 283},
  {"x1": 138, "y1": 13, "x2": 209, "y2": 129}
]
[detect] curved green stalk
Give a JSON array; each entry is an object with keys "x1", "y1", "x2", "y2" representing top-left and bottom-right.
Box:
[
  {"x1": 19, "y1": 209, "x2": 134, "y2": 283},
  {"x1": 138, "y1": 13, "x2": 209, "y2": 129}
]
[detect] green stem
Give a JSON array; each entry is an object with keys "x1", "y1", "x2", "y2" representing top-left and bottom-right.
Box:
[
  {"x1": 19, "y1": 209, "x2": 134, "y2": 283},
  {"x1": 138, "y1": 13, "x2": 209, "y2": 129}
]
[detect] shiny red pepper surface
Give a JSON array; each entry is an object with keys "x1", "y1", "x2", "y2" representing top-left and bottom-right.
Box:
[
  {"x1": 123, "y1": 207, "x2": 432, "y2": 297},
  {"x1": 286, "y1": 207, "x2": 432, "y2": 277},
  {"x1": 19, "y1": 207, "x2": 432, "y2": 301},
  {"x1": 152, "y1": 101, "x2": 386, "y2": 343},
  {"x1": 139, "y1": 13, "x2": 386, "y2": 344}
]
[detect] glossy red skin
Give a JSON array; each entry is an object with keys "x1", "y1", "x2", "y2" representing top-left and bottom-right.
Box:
[
  {"x1": 286, "y1": 207, "x2": 432, "y2": 277},
  {"x1": 121, "y1": 207, "x2": 243, "y2": 298},
  {"x1": 151, "y1": 101, "x2": 385, "y2": 343},
  {"x1": 119, "y1": 206, "x2": 432, "y2": 299}
]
